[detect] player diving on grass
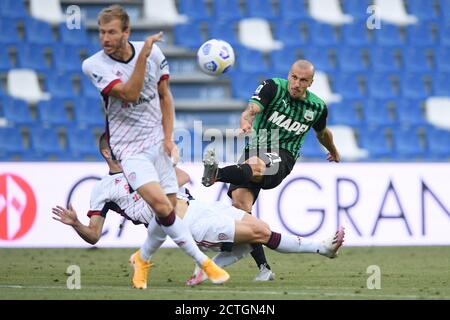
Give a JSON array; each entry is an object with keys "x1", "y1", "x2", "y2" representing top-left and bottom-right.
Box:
[{"x1": 52, "y1": 134, "x2": 345, "y2": 288}]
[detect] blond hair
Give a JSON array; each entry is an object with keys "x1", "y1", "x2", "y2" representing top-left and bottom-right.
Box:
[{"x1": 98, "y1": 5, "x2": 130, "y2": 31}]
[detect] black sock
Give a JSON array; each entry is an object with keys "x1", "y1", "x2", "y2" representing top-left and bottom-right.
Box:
[
  {"x1": 250, "y1": 244, "x2": 271, "y2": 270},
  {"x1": 217, "y1": 163, "x2": 253, "y2": 185}
]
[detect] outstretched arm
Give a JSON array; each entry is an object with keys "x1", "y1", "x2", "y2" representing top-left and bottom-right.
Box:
[
  {"x1": 159, "y1": 78, "x2": 179, "y2": 164},
  {"x1": 316, "y1": 127, "x2": 340, "y2": 162},
  {"x1": 108, "y1": 32, "x2": 164, "y2": 103},
  {"x1": 239, "y1": 102, "x2": 262, "y2": 134},
  {"x1": 52, "y1": 204, "x2": 105, "y2": 245}
]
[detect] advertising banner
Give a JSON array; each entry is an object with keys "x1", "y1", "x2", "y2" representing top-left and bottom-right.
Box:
[{"x1": 0, "y1": 163, "x2": 449, "y2": 247}]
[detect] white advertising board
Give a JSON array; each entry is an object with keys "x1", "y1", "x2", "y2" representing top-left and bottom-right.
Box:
[{"x1": 0, "y1": 162, "x2": 449, "y2": 247}]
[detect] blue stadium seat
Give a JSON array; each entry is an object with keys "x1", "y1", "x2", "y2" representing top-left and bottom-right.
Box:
[
  {"x1": 37, "y1": 99, "x2": 73, "y2": 128},
  {"x1": 178, "y1": 0, "x2": 210, "y2": 20},
  {"x1": 341, "y1": 21, "x2": 372, "y2": 46},
  {"x1": 44, "y1": 72, "x2": 77, "y2": 99},
  {"x1": 309, "y1": 23, "x2": 340, "y2": 47},
  {"x1": 174, "y1": 23, "x2": 204, "y2": 49},
  {"x1": 302, "y1": 46, "x2": 336, "y2": 73},
  {"x1": 367, "y1": 73, "x2": 399, "y2": 99},
  {"x1": 278, "y1": 0, "x2": 311, "y2": 22},
  {"x1": 370, "y1": 47, "x2": 402, "y2": 72},
  {"x1": 59, "y1": 23, "x2": 90, "y2": 46},
  {"x1": 212, "y1": 0, "x2": 244, "y2": 21},
  {"x1": 341, "y1": 0, "x2": 373, "y2": 20},
  {"x1": 2, "y1": 97, "x2": 35, "y2": 126},
  {"x1": 0, "y1": 0, "x2": 28, "y2": 19},
  {"x1": 406, "y1": 23, "x2": 437, "y2": 47},
  {"x1": 0, "y1": 127, "x2": 31, "y2": 160},
  {"x1": 29, "y1": 126, "x2": 67, "y2": 160},
  {"x1": 245, "y1": 0, "x2": 278, "y2": 20},
  {"x1": 337, "y1": 47, "x2": 368, "y2": 73},
  {"x1": 67, "y1": 128, "x2": 101, "y2": 160},
  {"x1": 73, "y1": 97, "x2": 105, "y2": 129},
  {"x1": 359, "y1": 127, "x2": 394, "y2": 159},
  {"x1": 0, "y1": 46, "x2": 13, "y2": 72},
  {"x1": 229, "y1": 72, "x2": 261, "y2": 100},
  {"x1": 374, "y1": 24, "x2": 405, "y2": 47},
  {"x1": 270, "y1": 48, "x2": 298, "y2": 74},
  {"x1": 0, "y1": 18, "x2": 20, "y2": 45},
  {"x1": 363, "y1": 99, "x2": 397, "y2": 126},
  {"x1": 403, "y1": 48, "x2": 433, "y2": 72},
  {"x1": 208, "y1": 20, "x2": 240, "y2": 47},
  {"x1": 435, "y1": 47, "x2": 450, "y2": 72},
  {"x1": 334, "y1": 74, "x2": 365, "y2": 99},
  {"x1": 52, "y1": 45, "x2": 83, "y2": 73},
  {"x1": 438, "y1": 21, "x2": 450, "y2": 47},
  {"x1": 432, "y1": 72, "x2": 450, "y2": 95},
  {"x1": 273, "y1": 21, "x2": 307, "y2": 49},
  {"x1": 396, "y1": 99, "x2": 427, "y2": 126},
  {"x1": 81, "y1": 77, "x2": 101, "y2": 99},
  {"x1": 24, "y1": 18, "x2": 56, "y2": 45},
  {"x1": 327, "y1": 101, "x2": 363, "y2": 127},
  {"x1": 425, "y1": 126, "x2": 450, "y2": 159},
  {"x1": 236, "y1": 48, "x2": 270, "y2": 74},
  {"x1": 439, "y1": 0, "x2": 450, "y2": 21},
  {"x1": 299, "y1": 133, "x2": 325, "y2": 159},
  {"x1": 16, "y1": 43, "x2": 51, "y2": 72},
  {"x1": 407, "y1": 0, "x2": 440, "y2": 21},
  {"x1": 392, "y1": 127, "x2": 426, "y2": 159},
  {"x1": 400, "y1": 73, "x2": 430, "y2": 99},
  {"x1": 171, "y1": 83, "x2": 228, "y2": 100}
]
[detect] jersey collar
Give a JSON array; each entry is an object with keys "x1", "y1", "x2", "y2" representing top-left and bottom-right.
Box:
[{"x1": 107, "y1": 42, "x2": 136, "y2": 64}]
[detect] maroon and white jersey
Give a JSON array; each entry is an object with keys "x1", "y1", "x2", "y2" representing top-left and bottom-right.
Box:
[
  {"x1": 87, "y1": 172, "x2": 154, "y2": 226},
  {"x1": 82, "y1": 42, "x2": 170, "y2": 160}
]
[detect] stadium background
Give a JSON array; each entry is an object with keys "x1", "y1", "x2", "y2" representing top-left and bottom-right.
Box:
[{"x1": 0, "y1": 0, "x2": 449, "y2": 301}]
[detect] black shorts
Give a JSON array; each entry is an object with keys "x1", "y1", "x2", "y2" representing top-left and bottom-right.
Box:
[{"x1": 227, "y1": 148, "x2": 296, "y2": 202}]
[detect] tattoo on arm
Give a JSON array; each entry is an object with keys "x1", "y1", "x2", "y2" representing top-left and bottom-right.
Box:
[{"x1": 243, "y1": 103, "x2": 261, "y2": 124}]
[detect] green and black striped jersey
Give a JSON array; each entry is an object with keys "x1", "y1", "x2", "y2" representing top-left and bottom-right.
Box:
[{"x1": 248, "y1": 78, "x2": 327, "y2": 159}]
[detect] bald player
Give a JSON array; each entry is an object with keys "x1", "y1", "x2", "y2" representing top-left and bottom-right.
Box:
[{"x1": 201, "y1": 59, "x2": 341, "y2": 281}]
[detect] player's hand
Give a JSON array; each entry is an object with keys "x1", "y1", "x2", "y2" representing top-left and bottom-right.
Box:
[
  {"x1": 142, "y1": 31, "x2": 164, "y2": 57},
  {"x1": 164, "y1": 139, "x2": 179, "y2": 166},
  {"x1": 238, "y1": 118, "x2": 252, "y2": 136},
  {"x1": 327, "y1": 151, "x2": 340, "y2": 163},
  {"x1": 52, "y1": 204, "x2": 78, "y2": 226}
]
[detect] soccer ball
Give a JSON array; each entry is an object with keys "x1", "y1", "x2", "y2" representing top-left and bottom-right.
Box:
[{"x1": 197, "y1": 39, "x2": 235, "y2": 76}]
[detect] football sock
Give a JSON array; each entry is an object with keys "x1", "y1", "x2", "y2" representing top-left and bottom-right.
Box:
[
  {"x1": 156, "y1": 211, "x2": 208, "y2": 266},
  {"x1": 250, "y1": 243, "x2": 271, "y2": 270},
  {"x1": 265, "y1": 231, "x2": 322, "y2": 253},
  {"x1": 217, "y1": 164, "x2": 253, "y2": 185},
  {"x1": 212, "y1": 244, "x2": 252, "y2": 268},
  {"x1": 140, "y1": 218, "x2": 166, "y2": 261}
]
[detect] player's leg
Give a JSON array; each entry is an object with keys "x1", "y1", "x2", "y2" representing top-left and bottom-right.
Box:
[
  {"x1": 186, "y1": 244, "x2": 252, "y2": 286},
  {"x1": 235, "y1": 215, "x2": 346, "y2": 258},
  {"x1": 231, "y1": 187, "x2": 274, "y2": 281},
  {"x1": 129, "y1": 218, "x2": 166, "y2": 289},
  {"x1": 202, "y1": 149, "x2": 265, "y2": 187},
  {"x1": 123, "y1": 152, "x2": 229, "y2": 285},
  {"x1": 138, "y1": 182, "x2": 229, "y2": 284}
]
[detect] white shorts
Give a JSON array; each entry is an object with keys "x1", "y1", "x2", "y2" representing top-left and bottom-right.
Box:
[
  {"x1": 121, "y1": 142, "x2": 178, "y2": 194},
  {"x1": 183, "y1": 200, "x2": 246, "y2": 251}
]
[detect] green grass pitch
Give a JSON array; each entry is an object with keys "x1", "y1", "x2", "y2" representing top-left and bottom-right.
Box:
[{"x1": 0, "y1": 247, "x2": 449, "y2": 300}]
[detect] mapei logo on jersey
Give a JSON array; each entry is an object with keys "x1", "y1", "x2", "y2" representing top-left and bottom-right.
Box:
[
  {"x1": 268, "y1": 111, "x2": 310, "y2": 135},
  {"x1": 0, "y1": 174, "x2": 37, "y2": 241}
]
